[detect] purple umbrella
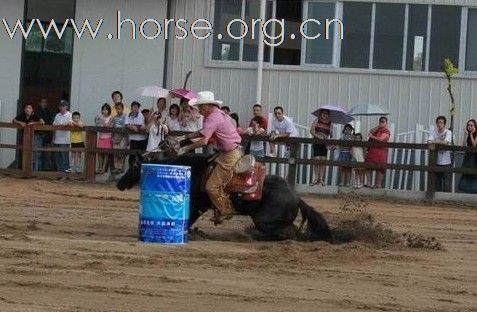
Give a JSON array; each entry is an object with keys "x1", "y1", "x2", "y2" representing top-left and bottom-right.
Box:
[
  {"x1": 169, "y1": 88, "x2": 198, "y2": 101},
  {"x1": 312, "y1": 105, "x2": 354, "y2": 125}
]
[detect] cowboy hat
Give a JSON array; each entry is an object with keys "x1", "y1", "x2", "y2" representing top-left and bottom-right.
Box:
[{"x1": 189, "y1": 91, "x2": 223, "y2": 107}]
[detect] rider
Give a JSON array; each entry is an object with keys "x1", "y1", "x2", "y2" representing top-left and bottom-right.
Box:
[{"x1": 176, "y1": 91, "x2": 242, "y2": 224}]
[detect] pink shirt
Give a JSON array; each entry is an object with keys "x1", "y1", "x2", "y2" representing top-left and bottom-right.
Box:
[{"x1": 200, "y1": 107, "x2": 242, "y2": 152}]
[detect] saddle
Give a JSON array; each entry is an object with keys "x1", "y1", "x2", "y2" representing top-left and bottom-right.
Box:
[{"x1": 204, "y1": 155, "x2": 266, "y2": 201}]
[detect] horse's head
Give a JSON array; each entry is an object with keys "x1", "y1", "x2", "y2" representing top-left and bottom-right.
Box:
[
  {"x1": 116, "y1": 153, "x2": 143, "y2": 191},
  {"x1": 116, "y1": 136, "x2": 182, "y2": 191}
]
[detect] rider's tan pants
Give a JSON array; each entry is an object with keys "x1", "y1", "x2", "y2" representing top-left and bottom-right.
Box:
[{"x1": 206, "y1": 148, "x2": 241, "y2": 215}]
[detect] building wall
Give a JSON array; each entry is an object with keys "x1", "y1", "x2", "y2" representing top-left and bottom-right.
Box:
[
  {"x1": 346, "y1": 0, "x2": 477, "y2": 5},
  {"x1": 167, "y1": 0, "x2": 477, "y2": 140},
  {"x1": 0, "y1": 0, "x2": 24, "y2": 167},
  {"x1": 71, "y1": 0, "x2": 168, "y2": 124}
]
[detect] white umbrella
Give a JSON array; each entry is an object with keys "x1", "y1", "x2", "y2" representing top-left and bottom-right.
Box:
[
  {"x1": 134, "y1": 86, "x2": 170, "y2": 98},
  {"x1": 348, "y1": 104, "x2": 389, "y2": 116}
]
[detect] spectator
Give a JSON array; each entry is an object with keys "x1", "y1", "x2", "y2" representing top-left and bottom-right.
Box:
[
  {"x1": 70, "y1": 111, "x2": 84, "y2": 173},
  {"x1": 13, "y1": 103, "x2": 45, "y2": 170},
  {"x1": 459, "y1": 119, "x2": 477, "y2": 194},
  {"x1": 221, "y1": 106, "x2": 231, "y2": 115},
  {"x1": 249, "y1": 104, "x2": 268, "y2": 130},
  {"x1": 247, "y1": 104, "x2": 268, "y2": 156},
  {"x1": 310, "y1": 109, "x2": 332, "y2": 186},
  {"x1": 366, "y1": 116, "x2": 390, "y2": 189},
  {"x1": 338, "y1": 124, "x2": 354, "y2": 187},
  {"x1": 13, "y1": 102, "x2": 44, "y2": 127},
  {"x1": 111, "y1": 91, "x2": 129, "y2": 116},
  {"x1": 111, "y1": 103, "x2": 128, "y2": 174},
  {"x1": 269, "y1": 106, "x2": 298, "y2": 156},
  {"x1": 35, "y1": 97, "x2": 54, "y2": 171},
  {"x1": 126, "y1": 101, "x2": 147, "y2": 166},
  {"x1": 351, "y1": 133, "x2": 366, "y2": 189},
  {"x1": 179, "y1": 98, "x2": 189, "y2": 112},
  {"x1": 95, "y1": 103, "x2": 113, "y2": 174},
  {"x1": 156, "y1": 97, "x2": 168, "y2": 123},
  {"x1": 180, "y1": 106, "x2": 203, "y2": 132},
  {"x1": 146, "y1": 111, "x2": 169, "y2": 152},
  {"x1": 142, "y1": 108, "x2": 151, "y2": 124},
  {"x1": 165, "y1": 104, "x2": 181, "y2": 131},
  {"x1": 230, "y1": 113, "x2": 243, "y2": 133},
  {"x1": 52, "y1": 100, "x2": 73, "y2": 173},
  {"x1": 427, "y1": 116, "x2": 453, "y2": 192},
  {"x1": 246, "y1": 116, "x2": 267, "y2": 157},
  {"x1": 109, "y1": 90, "x2": 127, "y2": 173}
]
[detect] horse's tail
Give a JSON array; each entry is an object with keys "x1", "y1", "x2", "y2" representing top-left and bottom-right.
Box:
[{"x1": 298, "y1": 199, "x2": 331, "y2": 240}]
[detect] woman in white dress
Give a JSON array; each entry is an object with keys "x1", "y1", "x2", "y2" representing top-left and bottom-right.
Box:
[
  {"x1": 180, "y1": 106, "x2": 203, "y2": 132},
  {"x1": 146, "y1": 111, "x2": 169, "y2": 152},
  {"x1": 165, "y1": 104, "x2": 181, "y2": 132}
]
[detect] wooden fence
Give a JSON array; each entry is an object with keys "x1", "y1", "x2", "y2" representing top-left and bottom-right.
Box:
[{"x1": 1, "y1": 122, "x2": 476, "y2": 200}]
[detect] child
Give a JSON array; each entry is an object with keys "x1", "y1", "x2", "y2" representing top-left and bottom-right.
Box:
[
  {"x1": 146, "y1": 112, "x2": 169, "y2": 152},
  {"x1": 351, "y1": 133, "x2": 366, "y2": 189},
  {"x1": 69, "y1": 111, "x2": 84, "y2": 173},
  {"x1": 111, "y1": 103, "x2": 128, "y2": 174},
  {"x1": 338, "y1": 124, "x2": 355, "y2": 187},
  {"x1": 95, "y1": 103, "x2": 112, "y2": 174},
  {"x1": 247, "y1": 116, "x2": 266, "y2": 157},
  {"x1": 126, "y1": 101, "x2": 147, "y2": 166},
  {"x1": 142, "y1": 108, "x2": 151, "y2": 124}
]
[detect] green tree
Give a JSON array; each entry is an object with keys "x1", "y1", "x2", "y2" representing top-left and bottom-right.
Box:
[{"x1": 442, "y1": 58, "x2": 458, "y2": 141}]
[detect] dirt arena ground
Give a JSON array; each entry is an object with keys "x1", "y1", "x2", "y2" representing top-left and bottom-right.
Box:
[{"x1": 0, "y1": 176, "x2": 476, "y2": 312}]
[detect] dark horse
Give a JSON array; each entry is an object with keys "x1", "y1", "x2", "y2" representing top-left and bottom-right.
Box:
[{"x1": 117, "y1": 152, "x2": 330, "y2": 240}]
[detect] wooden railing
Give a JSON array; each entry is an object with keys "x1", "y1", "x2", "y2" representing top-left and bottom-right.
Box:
[{"x1": 1, "y1": 122, "x2": 476, "y2": 199}]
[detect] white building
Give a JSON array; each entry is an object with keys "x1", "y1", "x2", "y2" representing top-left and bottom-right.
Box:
[{"x1": 1, "y1": 0, "x2": 477, "y2": 167}]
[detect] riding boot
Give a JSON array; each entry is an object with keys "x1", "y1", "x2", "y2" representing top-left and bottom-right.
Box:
[
  {"x1": 209, "y1": 197, "x2": 234, "y2": 225},
  {"x1": 210, "y1": 209, "x2": 234, "y2": 225}
]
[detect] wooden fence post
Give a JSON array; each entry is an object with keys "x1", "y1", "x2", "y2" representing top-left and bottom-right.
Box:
[
  {"x1": 426, "y1": 144, "x2": 437, "y2": 200},
  {"x1": 287, "y1": 142, "x2": 299, "y2": 190},
  {"x1": 22, "y1": 126, "x2": 33, "y2": 178},
  {"x1": 84, "y1": 129, "x2": 97, "y2": 182}
]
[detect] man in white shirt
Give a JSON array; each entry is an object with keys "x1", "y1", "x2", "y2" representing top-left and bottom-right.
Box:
[
  {"x1": 126, "y1": 101, "x2": 147, "y2": 166},
  {"x1": 268, "y1": 106, "x2": 298, "y2": 157},
  {"x1": 53, "y1": 100, "x2": 73, "y2": 172},
  {"x1": 427, "y1": 115, "x2": 453, "y2": 192}
]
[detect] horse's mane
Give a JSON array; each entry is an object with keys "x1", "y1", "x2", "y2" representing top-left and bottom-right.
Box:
[{"x1": 146, "y1": 153, "x2": 212, "y2": 171}]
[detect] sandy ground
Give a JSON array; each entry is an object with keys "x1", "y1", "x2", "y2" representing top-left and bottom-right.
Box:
[{"x1": 0, "y1": 176, "x2": 476, "y2": 312}]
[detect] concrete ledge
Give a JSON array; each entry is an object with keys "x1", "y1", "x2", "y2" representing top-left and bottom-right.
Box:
[
  {"x1": 434, "y1": 192, "x2": 477, "y2": 203},
  {"x1": 297, "y1": 185, "x2": 477, "y2": 205}
]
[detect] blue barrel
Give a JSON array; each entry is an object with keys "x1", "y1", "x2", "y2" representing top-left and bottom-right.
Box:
[{"x1": 139, "y1": 164, "x2": 191, "y2": 244}]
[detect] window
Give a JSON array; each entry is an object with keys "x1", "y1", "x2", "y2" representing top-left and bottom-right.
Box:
[
  {"x1": 242, "y1": 0, "x2": 273, "y2": 62},
  {"x1": 466, "y1": 9, "x2": 477, "y2": 71},
  {"x1": 429, "y1": 6, "x2": 461, "y2": 72},
  {"x1": 209, "y1": 1, "x2": 473, "y2": 75},
  {"x1": 305, "y1": 2, "x2": 336, "y2": 65},
  {"x1": 373, "y1": 3, "x2": 405, "y2": 70},
  {"x1": 406, "y1": 5, "x2": 428, "y2": 71},
  {"x1": 273, "y1": 0, "x2": 302, "y2": 65},
  {"x1": 24, "y1": 27, "x2": 43, "y2": 52},
  {"x1": 212, "y1": 0, "x2": 242, "y2": 61},
  {"x1": 25, "y1": 24, "x2": 74, "y2": 54},
  {"x1": 340, "y1": 2, "x2": 372, "y2": 68}
]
